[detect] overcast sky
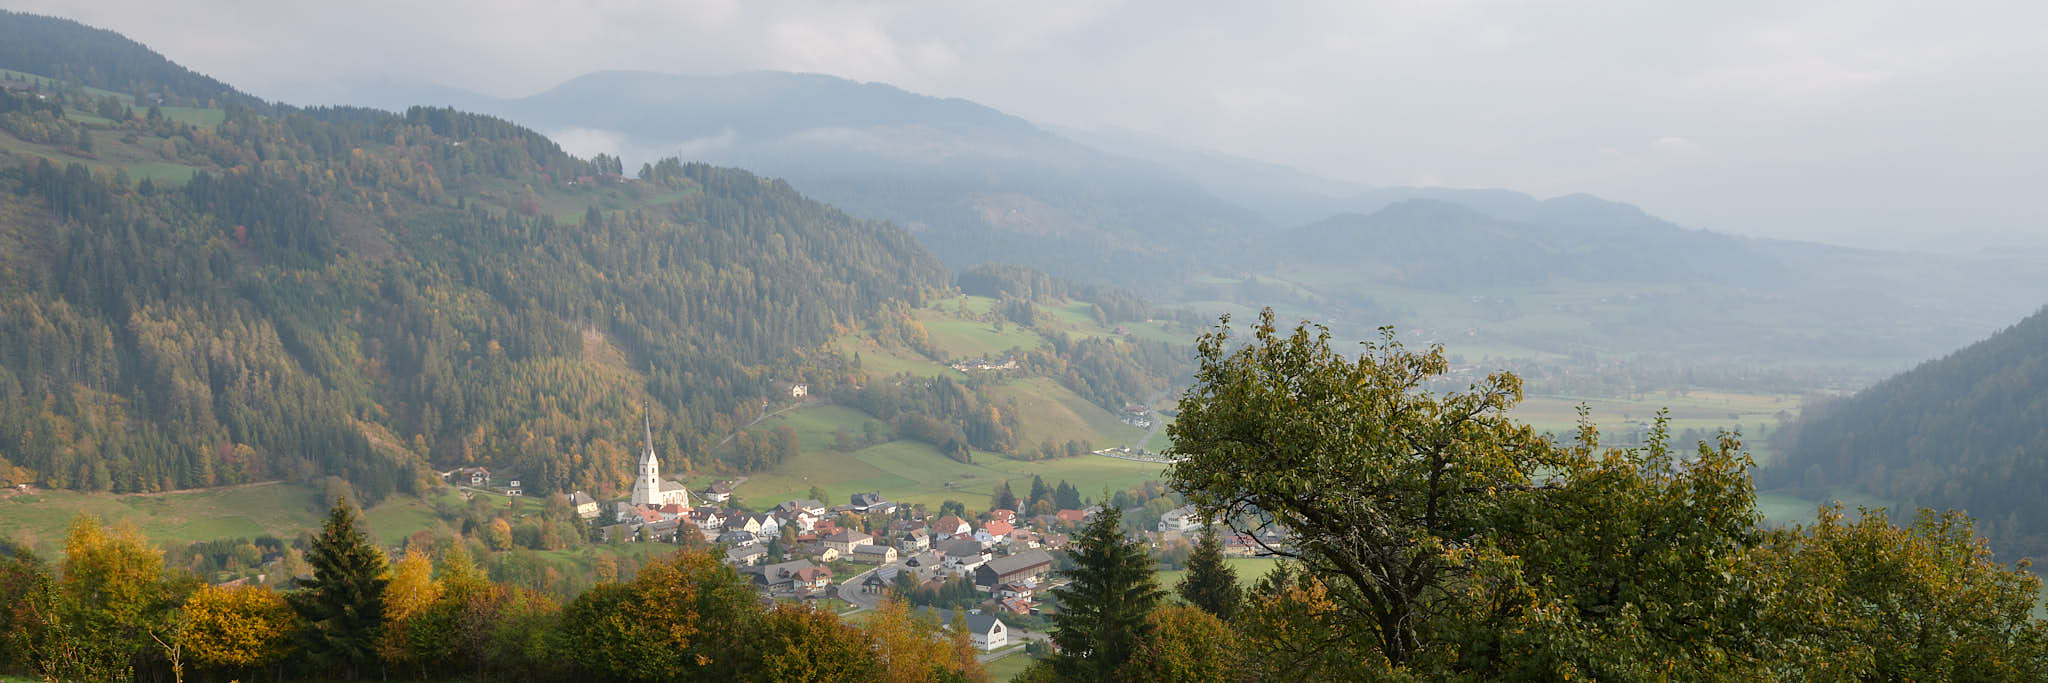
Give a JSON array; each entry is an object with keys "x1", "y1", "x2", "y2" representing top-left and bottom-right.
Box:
[{"x1": 13, "y1": 1, "x2": 2048, "y2": 251}]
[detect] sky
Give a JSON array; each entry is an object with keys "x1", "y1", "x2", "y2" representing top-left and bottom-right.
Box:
[{"x1": 12, "y1": 0, "x2": 2048, "y2": 251}]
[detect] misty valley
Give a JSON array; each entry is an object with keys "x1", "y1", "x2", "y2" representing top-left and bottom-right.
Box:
[{"x1": 3, "y1": 6, "x2": 2048, "y2": 682}]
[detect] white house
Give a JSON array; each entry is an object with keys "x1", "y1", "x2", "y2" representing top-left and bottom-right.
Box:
[
  {"x1": 944, "y1": 613, "x2": 1009, "y2": 651},
  {"x1": 570, "y1": 491, "x2": 599, "y2": 519},
  {"x1": 1158, "y1": 505, "x2": 1207, "y2": 533},
  {"x1": 943, "y1": 540, "x2": 991, "y2": 575}
]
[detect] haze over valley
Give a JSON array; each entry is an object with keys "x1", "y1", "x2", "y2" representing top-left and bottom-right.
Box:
[{"x1": 2, "y1": 5, "x2": 2046, "y2": 680}]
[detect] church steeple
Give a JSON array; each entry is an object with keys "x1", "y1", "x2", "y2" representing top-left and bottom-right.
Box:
[{"x1": 632, "y1": 407, "x2": 662, "y2": 506}]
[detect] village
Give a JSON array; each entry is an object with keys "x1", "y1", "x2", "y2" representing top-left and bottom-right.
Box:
[{"x1": 439, "y1": 424, "x2": 1281, "y2": 655}]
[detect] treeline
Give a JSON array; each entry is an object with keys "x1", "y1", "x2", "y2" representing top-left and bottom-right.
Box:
[
  {"x1": 1768, "y1": 304, "x2": 2048, "y2": 561},
  {"x1": 841, "y1": 373, "x2": 1022, "y2": 462},
  {"x1": 955, "y1": 263, "x2": 1151, "y2": 324},
  {"x1": 0, "y1": 88, "x2": 947, "y2": 500},
  {"x1": 0, "y1": 504, "x2": 987, "y2": 682}
]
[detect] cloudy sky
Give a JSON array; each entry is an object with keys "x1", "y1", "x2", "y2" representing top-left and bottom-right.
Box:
[{"x1": 13, "y1": 0, "x2": 2047, "y2": 250}]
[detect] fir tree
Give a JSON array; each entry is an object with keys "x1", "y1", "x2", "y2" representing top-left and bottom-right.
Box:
[
  {"x1": 1028, "y1": 475, "x2": 1050, "y2": 507},
  {"x1": 288, "y1": 497, "x2": 390, "y2": 679},
  {"x1": 1050, "y1": 505, "x2": 1162, "y2": 680},
  {"x1": 992, "y1": 480, "x2": 1019, "y2": 512},
  {"x1": 1177, "y1": 524, "x2": 1241, "y2": 621}
]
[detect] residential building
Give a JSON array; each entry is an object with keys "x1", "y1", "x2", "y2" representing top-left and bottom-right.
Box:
[{"x1": 824, "y1": 529, "x2": 873, "y2": 555}]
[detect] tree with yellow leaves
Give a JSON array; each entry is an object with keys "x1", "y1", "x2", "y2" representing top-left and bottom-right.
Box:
[
  {"x1": 378, "y1": 547, "x2": 442, "y2": 668},
  {"x1": 182, "y1": 583, "x2": 295, "y2": 672}
]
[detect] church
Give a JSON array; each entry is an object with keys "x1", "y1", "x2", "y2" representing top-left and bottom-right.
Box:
[{"x1": 631, "y1": 415, "x2": 691, "y2": 507}]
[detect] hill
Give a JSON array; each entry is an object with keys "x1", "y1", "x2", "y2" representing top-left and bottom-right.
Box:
[
  {"x1": 1768, "y1": 305, "x2": 2048, "y2": 560},
  {"x1": 0, "y1": 13, "x2": 954, "y2": 504},
  {"x1": 384, "y1": 69, "x2": 1262, "y2": 288}
]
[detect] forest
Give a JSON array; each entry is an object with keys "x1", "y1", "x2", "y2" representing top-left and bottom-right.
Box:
[
  {"x1": 1768, "y1": 304, "x2": 2048, "y2": 561},
  {"x1": 0, "y1": 90, "x2": 951, "y2": 503}
]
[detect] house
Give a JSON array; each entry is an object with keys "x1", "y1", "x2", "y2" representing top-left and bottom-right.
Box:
[
  {"x1": 931, "y1": 515, "x2": 972, "y2": 540},
  {"x1": 727, "y1": 545, "x2": 768, "y2": 566},
  {"x1": 570, "y1": 491, "x2": 599, "y2": 519},
  {"x1": 688, "y1": 508, "x2": 728, "y2": 536},
  {"x1": 824, "y1": 529, "x2": 873, "y2": 555},
  {"x1": 1055, "y1": 509, "x2": 1090, "y2": 527},
  {"x1": 792, "y1": 566, "x2": 833, "y2": 591},
  {"x1": 659, "y1": 503, "x2": 687, "y2": 519},
  {"x1": 789, "y1": 383, "x2": 809, "y2": 398},
  {"x1": 1158, "y1": 505, "x2": 1206, "y2": 533},
  {"x1": 974, "y1": 549, "x2": 1053, "y2": 589},
  {"x1": 776, "y1": 499, "x2": 829, "y2": 518},
  {"x1": 612, "y1": 502, "x2": 639, "y2": 523},
  {"x1": 717, "y1": 530, "x2": 759, "y2": 547},
  {"x1": 851, "y1": 544, "x2": 898, "y2": 565},
  {"x1": 644, "y1": 518, "x2": 683, "y2": 542},
  {"x1": 937, "y1": 612, "x2": 1010, "y2": 651},
  {"x1": 850, "y1": 492, "x2": 887, "y2": 511},
  {"x1": 700, "y1": 480, "x2": 735, "y2": 504},
  {"x1": 503, "y1": 478, "x2": 524, "y2": 496},
  {"x1": 988, "y1": 509, "x2": 1018, "y2": 525},
  {"x1": 788, "y1": 510, "x2": 821, "y2": 534},
  {"x1": 741, "y1": 559, "x2": 820, "y2": 593},
  {"x1": 898, "y1": 528, "x2": 932, "y2": 552},
  {"x1": 752, "y1": 514, "x2": 782, "y2": 538},
  {"x1": 995, "y1": 582, "x2": 1034, "y2": 601},
  {"x1": 448, "y1": 467, "x2": 490, "y2": 487},
  {"x1": 980, "y1": 520, "x2": 1014, "y2": 543},
  {"x1": 630, "y1": 508, "x2": 663, "y2": 525},
  {"x1": 861, "y1": 567, "x2": 901, "y2": 593},
  {"x1": 944, "y1": 540, "x2": 991, "y2": 574}
]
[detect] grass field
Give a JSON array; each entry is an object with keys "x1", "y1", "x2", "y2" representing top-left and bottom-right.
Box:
[
  {"x1": 1155, "y1": 556, "x2": 1284, "y2": 594},
  {"x1": 918, "y1": 314, "x2": 1046, "y2": 359},
  {"x1": 835, "y1": 335, "x2": 960, "y2": 378},
  {"x1": 738, "y1": 404, "x2": 1168, "y2": 512},
  {"x1": 0, "y1": 482, "x2": 459, "y2": 556},
  {"x1": 986, "y1": 650, "x2": 1039, "y2": 681},
  {"x1": 986, "y1": 377, "x2": 1148, "y2": 449}
]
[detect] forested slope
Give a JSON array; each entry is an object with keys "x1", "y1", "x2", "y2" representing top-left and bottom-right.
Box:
[
  {"x1": 1770, "y1": 305, "x2": 2048, "y2": 559},
  {"x1": 0, "y1": 15, "x2": 950, "y2": 502}
]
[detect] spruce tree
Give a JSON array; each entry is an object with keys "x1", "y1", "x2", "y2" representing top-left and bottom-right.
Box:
[
  {"x1": 1050, "y1": 505, "x2": 1163, "y2": 680},
  {"x1": 1177, "y1": 524, "x2": 1241, "y2": 621},
  {"x1": 992, "y1": 480, "x2": 1019, "y2": 512},
  {"x1": 288, "y1": 497, "x2": 390, "y2": 679},
  {"x1": 1028, "y1": 475, "x2": 1050, "y2": 508}
]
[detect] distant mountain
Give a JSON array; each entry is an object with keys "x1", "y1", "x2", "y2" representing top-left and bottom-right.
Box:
[
  {"x1": 409, "y1": 70, "x2": 1262, "y2": 289},
  {"x1": 1268, "y1": 197, "x2": 1788, "y2": 289},
  {"x1": 1770, "y1": 306, "x2": 2048, "y2": 560}
]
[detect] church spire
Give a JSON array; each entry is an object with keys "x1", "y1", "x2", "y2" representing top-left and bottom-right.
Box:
[{"x1": 644, "y1": 409, "x2": 655, "y2": 458}]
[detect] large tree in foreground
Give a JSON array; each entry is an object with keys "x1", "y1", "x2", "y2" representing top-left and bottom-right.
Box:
[
  {"x1": 1049, "y1": 505, "x2": 1163, "y2": 680},
  {"x1": 288, "y1": 497, "x2": 390, "y2": 679},
  {"x1": 1168, "y1": 310, "x2": 1565, "y2": 665}
]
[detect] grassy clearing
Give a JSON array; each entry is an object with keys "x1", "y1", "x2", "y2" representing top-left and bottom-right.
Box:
[
  {"x1": 834, "y1": 335, "x2": 960, "y2": 378},
  {"x1": 986, "y1": 377, "x2": 1147, "y2": 449},
  {"x1": 1155, "y1": 556, "x2": 1284, "y2": 594},
  {"x1": 986, "y1": 649, "x2": 1039, "y2": 681},
  {"x1": 918, "y1": 314, "x2": 1044, "y2": 359}
]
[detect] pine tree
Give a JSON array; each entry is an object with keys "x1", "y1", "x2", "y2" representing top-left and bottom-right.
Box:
[
  {"x1": 1028, "y1": 475, "x2": 1050, "y2": 507},
  {"x1": 1177, "y1": 524, "x2": 1241, "y2": 621},
  {"x1": 288, "y1": 497, "x2": 390, "y2": 679},
  {"x1": 992, "y1": 480, "x2": 1019, "y2": 512},
  {"x1": 1050, "y1": 505, "x2": 1162, "y2": 680}
]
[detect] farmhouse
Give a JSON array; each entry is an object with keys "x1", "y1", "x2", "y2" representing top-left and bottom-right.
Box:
[
  {"x1": 850, "y1": 544, "x2": 897, "y2": 565},
  {"x1": 944, "y1": 540, "x2": 991, "y2": 574},
  {"x1": 570, "y1": 491, "x2": 599, "y2": 519}
]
